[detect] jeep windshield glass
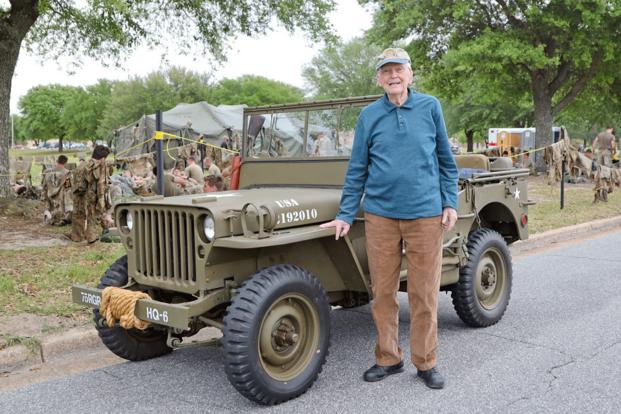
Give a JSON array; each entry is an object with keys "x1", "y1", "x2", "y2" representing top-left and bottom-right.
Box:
[{"x1": 242, "y1": 97, "x2": 376, "y2": 160}]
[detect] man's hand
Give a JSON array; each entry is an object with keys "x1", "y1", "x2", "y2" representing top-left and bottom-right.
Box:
[
  {"x1": 319, "y1": 219, "x2": 351, "y2": 240},
  {"x1": 441, "y1": 208, "x2": 458, "y2": 231}
]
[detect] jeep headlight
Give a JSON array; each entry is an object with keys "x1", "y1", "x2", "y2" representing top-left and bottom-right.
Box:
[
  {"x1": 203, "y1": 216, "x2": 215, "y2": 241},
  {"x1": 119, "y1": 210, "x2": 133, "y2": 234},
  {"x1": 126, "y1": 211, "x2": 134, "y2": 231}
]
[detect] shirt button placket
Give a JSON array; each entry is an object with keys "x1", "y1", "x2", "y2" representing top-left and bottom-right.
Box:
[{"x1": 397, "y1": 109, "x2": 405, "y2": 130}]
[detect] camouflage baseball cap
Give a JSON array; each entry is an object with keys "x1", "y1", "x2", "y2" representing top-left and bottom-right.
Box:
[{"x1": 376, "y1": 47, "x2": 411, "y2": 70}]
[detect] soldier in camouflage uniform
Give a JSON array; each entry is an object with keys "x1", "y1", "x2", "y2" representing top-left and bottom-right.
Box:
[
  {"x1": 70, "y1": 145, "x2": 113, "y2": 243},
  {"x1": 42, "y1": 155, "x2": 72, "y2": 225},
  {"x1": 592, "y1": 126, "x2": 615, "y2": 167}
]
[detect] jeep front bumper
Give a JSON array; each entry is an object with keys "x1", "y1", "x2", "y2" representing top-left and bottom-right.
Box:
[{"x1": 71, "y1": 285, "x2": 229, "y2": 330}]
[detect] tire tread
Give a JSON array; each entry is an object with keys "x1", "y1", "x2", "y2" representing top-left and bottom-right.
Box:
[
  {"x1": 222, "y1": 264, "x2": 330, "y2": 405},
  {"x1": 451, "y1": 228, "x2": 513, "y2": 327}
]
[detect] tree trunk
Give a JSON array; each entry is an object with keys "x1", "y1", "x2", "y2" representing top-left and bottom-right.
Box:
[
  {"x1": 531, "y1": 72, "x2": 554, "y2": 172},
  {"x1": 465, "y1": 128, "x2": 474, "y2": 153},
  {"x1": 59, "y1": 136, "x2": 64, "y2": 152},
  {"x1": 0, "y1": 46, "x2": 20, "y2": 198},
  {"x1": 0, "y1": 2, "x2": 39, "y2": 198}
]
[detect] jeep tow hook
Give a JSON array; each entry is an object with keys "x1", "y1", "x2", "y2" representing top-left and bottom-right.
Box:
[{"x1": 165, "y1": 330, "x2": 221, "y2": 349}]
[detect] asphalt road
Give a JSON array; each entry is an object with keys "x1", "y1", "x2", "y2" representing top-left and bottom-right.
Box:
[{"x1": 1, "y1": 230, "x2": 620, "y2": 413}]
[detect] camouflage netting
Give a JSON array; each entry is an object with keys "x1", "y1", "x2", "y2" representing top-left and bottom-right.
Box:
[
  {"x1": 542, "y1": 127, "x2": 621, "y2": 203},
  {"x1": 121, "y1": 153, "x2": 155, "y2": 177},
  {"x1": 9, "y1": 157, "x2": 33, "y2": 186},
  {"x1": 544, "y1": 138, "x2": 571, "y2": 184},
  {"x1": 592, "y1": 166, "x2": 621, "y2": 203}
]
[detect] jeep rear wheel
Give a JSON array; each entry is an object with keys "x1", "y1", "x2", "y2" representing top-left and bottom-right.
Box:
[
  {"x1": 223, "y1": 265, "x2": 330, "y2": 405},
  {"x1": 451, "y1": 229, "x2": 512, "y2": 327},
  {"x1": 94, "y1": 256, "x2": 172, "y2": 361}
]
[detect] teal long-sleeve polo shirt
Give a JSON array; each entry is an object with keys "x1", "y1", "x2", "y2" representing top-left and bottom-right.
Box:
[{"x1": 335, "y1": 90, "x2": 458, "y2": 225}]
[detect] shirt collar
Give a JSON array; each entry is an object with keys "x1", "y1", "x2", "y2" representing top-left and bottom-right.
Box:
[{"x1": 381, "y1": 88, "x2": 415, "y2": 111}]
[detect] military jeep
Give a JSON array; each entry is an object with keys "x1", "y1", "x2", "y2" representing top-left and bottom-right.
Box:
[{"x1": 72, "y1": 96, "x2": 531, "y2": 405}]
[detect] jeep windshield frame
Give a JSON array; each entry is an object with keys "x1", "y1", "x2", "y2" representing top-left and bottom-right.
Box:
[{"x1": 241, "y1": 95, "x2": 381, "y2": 162}]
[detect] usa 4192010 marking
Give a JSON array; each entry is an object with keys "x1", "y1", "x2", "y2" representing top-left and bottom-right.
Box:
[{"x1": 276, "y1": 208, "x2": 319, "y2": 225}]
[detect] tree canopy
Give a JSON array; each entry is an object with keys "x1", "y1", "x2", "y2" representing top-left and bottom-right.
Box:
[
  {"x1": 210, "y1": 75, "x2": 304, "y2": 106},
  {"x1": 96, "y1": 68, "x2": 213, "y2": 139},
  {"x1": 18, "y1": 84, "x2": 79, "y2": 150},
  {"x1": 302, "y1": 37, "x2": 383, "y2": 99},
  {"x1": 62, "y1": 80, "x2": 113, "y2": 144},
  {"x1": 15, "y1": 68, "x2": 306, "y2": 146}
]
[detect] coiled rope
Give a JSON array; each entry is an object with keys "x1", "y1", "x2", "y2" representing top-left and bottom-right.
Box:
[{"x1": 100, "y1": 287, "x2": 151, "y2": 330}]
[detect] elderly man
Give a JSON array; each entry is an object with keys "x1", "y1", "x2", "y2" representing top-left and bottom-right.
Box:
[{"x1": 321, "y1": 47, "x2": 458, "y2": 389}]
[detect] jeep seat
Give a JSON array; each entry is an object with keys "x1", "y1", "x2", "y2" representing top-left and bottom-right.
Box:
[{"x1": 454, "y1": 154, "x2": 490, "y2": 171}]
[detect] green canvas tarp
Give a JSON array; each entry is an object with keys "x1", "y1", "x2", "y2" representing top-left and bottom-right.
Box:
[{"x1": 114, "y1": 101, "x2": 246, "y2": 160}]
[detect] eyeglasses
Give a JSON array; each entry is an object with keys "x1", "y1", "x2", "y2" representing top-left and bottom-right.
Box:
[{"x1": 379, "y1": 65, "x2": 407, "y2": 76}]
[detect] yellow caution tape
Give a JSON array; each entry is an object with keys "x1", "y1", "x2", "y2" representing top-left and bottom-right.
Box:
[
  {"x1": 115, "y1": 136, "x2": 156, "y2": 158},
  {"x1": 508, "y1": 144, "x2": 554, "y2": 159},
  {"x1": 115, "y1": 131, "x2": 239, "y2": 163}
]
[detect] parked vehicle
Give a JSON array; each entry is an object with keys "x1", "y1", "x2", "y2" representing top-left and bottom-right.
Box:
[{"x1": 72, "y1": 96, "x2": 532, "y2": 405}]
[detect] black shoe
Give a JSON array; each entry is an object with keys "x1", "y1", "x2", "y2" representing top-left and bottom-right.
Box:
[
  {"x1": 363, "y1": 361, "x2": 404, "y2": 382},
  {"x1": 417, "y1": 367, "x2": 445, "y2": 389}
]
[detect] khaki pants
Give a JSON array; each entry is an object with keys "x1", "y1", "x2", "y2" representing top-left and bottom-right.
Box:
[{"x1": 365, "y1": 212, "x2": 443, "y2": 371}]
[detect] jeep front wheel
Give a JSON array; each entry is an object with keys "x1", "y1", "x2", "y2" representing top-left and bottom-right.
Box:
[
  {"x1": 223, "y1": 265, "x2": 331, "y2": 405},
  {"x1": 94, "y1": 256, "x2": 172, "y2": 361},
  {"x1": 451, "y1": 229, "x2": 512, "y2": 327}
]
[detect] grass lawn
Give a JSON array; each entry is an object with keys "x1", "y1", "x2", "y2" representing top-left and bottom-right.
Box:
[
  {"x1": 527, "y1": 175, "x2": 621, "y2": 234},
  {"x1": 0, "y1": 242, "x2": 124, "y2": 317}
]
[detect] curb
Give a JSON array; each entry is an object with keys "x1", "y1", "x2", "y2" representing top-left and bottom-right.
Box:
[
  {"x1": 0, "y1": 328, "x2": 102, "y2": 373},
  {"x1": 2, "y1": 216, "x2": 620, "y2": 372},
  {"x1": 510, "y1": 215, "x2": 621, "y2": 255}
]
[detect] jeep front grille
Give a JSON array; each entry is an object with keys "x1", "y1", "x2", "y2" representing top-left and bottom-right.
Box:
[{"x1": 134, "y1": 208, "x2": 198, "y2": 285}]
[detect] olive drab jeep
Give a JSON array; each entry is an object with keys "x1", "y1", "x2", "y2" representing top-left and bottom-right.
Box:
[{"x1": 71, "y1": 95, "x2": 531, "y2": 405}]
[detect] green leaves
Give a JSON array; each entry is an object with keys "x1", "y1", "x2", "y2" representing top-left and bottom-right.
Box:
[
  {"x1": 302, "y1": 37, "x2": 383, "y2": 99},
  {"x1": 25, "y1": 1, "x2": 336, "y2": 63},
  {"x1": 96, "y1": 68, "x2": 213, "y2": 140},
  {"x1": 18, "y1": 85, "x2": 77, "y2": 142},
  {"x1": 210, "y1": 75, "x2": 304, "y2": 106},
  {"x1": 17, "y1": 68, "x2": 304, "y2": 144}
]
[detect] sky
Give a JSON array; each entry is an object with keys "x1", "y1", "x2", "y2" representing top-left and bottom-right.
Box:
[{"x1": 9, "y1": 0, "x2": 373, "y2": 113}]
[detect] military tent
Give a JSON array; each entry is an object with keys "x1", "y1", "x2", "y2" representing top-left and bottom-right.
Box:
[{"x1": 113, "y1": 101, "x2": 246, "y2": 160}]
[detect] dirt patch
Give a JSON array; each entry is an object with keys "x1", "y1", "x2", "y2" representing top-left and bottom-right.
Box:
[
  {"x1": 0, "y1": 198, "x2": 70, "y2": 251},
  {"x1": 0, "y1": 313, "x2": 89, "y2": 350}
]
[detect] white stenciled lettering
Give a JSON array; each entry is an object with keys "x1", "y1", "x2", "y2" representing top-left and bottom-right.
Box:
[
  {"x1": 278, "y1": 208, "x2": 319, "y2": 225},
  {"x1": 146, "y1": 307, "x2": 161, "y2": 321},
  {"x1": 275, "y1": 199, "x2": 299, "y2": 208},
  {"x1": 81, "y1": 292, "x2": 101, "y2": 306}
]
